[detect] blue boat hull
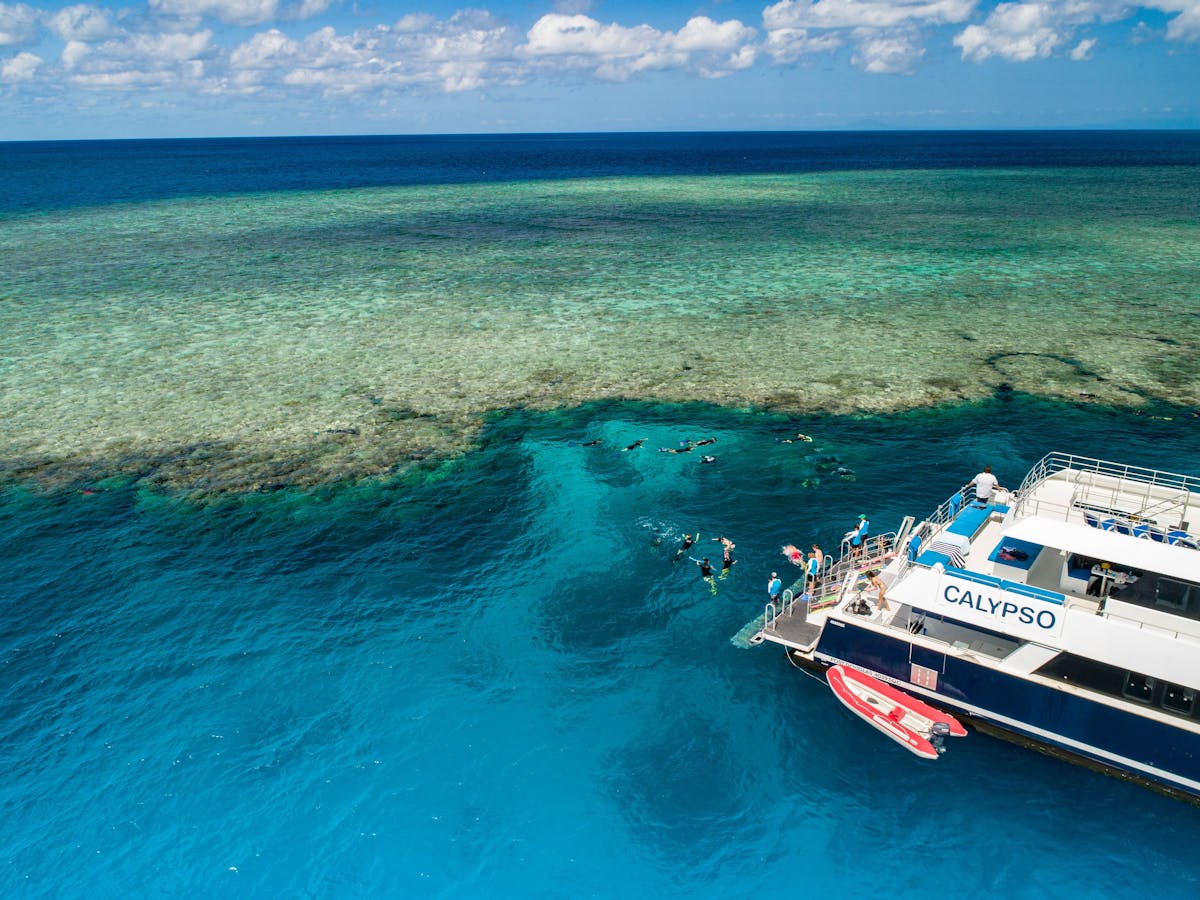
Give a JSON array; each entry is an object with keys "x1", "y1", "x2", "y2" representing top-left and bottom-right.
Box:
[{"x1": 812, "y1": 619, "x2": 1200, "y2": 802}]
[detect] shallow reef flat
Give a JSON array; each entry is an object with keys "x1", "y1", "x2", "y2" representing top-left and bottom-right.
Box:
[{"x1": 2, "y1": 168, "x2": 1198, "y2": 492}]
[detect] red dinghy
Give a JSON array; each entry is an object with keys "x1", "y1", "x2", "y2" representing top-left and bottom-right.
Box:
[{"x1": 827, "y1": 665, "x2": 967, "y2": 760}]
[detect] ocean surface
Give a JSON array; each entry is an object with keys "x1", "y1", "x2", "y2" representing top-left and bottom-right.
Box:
[{"x1": 2, "y1": 132, "x2": 1200, "y2": 897}]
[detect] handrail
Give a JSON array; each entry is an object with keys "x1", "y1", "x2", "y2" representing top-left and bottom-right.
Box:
[{"x1": 1015, "y1": 452, "x2": 1199, "y2": 520}]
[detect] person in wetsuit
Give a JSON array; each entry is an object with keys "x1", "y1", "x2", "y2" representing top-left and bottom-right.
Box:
[{"x1": 673, "y1": 533, "x2": 696, "y2": 562}]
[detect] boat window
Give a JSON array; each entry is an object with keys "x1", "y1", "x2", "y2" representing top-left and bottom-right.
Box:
[
  {"x1": 1035, "y1": 653, "x2": 1126, "y2": 694},
  {"x1": 1037, "y1": 655, "x2": 1199, "y2": 719},
  {"x1": 1162, "y1": 684, "x2": 1197, "y2": 716},
  {"x1": 1122, "y1": 672, "x2": 1156, "y2": 704},
  {"x1": 1155, "y1": 577, "x2": 1199, "y2": 615}
]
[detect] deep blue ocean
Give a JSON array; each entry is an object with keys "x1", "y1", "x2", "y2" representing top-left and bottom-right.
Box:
[{"x1": 3, "y1": 133, "x2": 1200, "y2": 897}]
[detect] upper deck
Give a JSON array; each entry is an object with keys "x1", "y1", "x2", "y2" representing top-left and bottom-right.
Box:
[{"x1": 1013, "y1": 452, "x2": 1200, "y2": 542}]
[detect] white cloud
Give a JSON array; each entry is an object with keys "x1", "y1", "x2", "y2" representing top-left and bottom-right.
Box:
[
  {"x1": 148, "y1": 0, "x2": 279, "y2": 27},
  {"x1": 763, "y1": 0, "x2": 975, "y2": 72},
  {"x1": 46, "y1": 4, "x2": 116, "y2": 41},
  {"x1": 552, "y1": 0, "x2": 594, "y2": 13},
  {"x1": 288, "y1": 0, "x2": 330, "y2": 20},
  {"x1": 0, "y1": 3, "x2": 37, "y2": 46},
  {"x1": 223, "y1": 10, "x2": 757, "y2": 97},
  {"x1": 952, "y1": 0, "x2": 1200, "y2": 64},
  {"x1": 8, "y1": 0, "x2": 1200, "y2": 111},
  {"x1": 225, "y1": 13, "x2": 521, "y2": 96},
  {"x1": 853, "y1": 31, "x2": 925, "y2": 71},
  {"x1": 521, "y1": 13, "x2": 756, "y2": 80},
  {"x1": 764, "y1": 27, "x2": 844, "y2": 63},
  {"x1": 61, "y1": 39, "x2": 89, "y2": 69},
  {"x1": 394, "y1": 12, "x2": 436, "y2": 33},
  {"x1": 1070, "y1": 35, "x2": 1097, "y2": 57},
  {"x1": 764, "y1": 0, "x2": 976, "y2": 30},
  {"x1": 1153, "y1": 0, "x2": 1200, "y2": 40},
  {"x1": 954, "y1": 3, "x2": 1063, "y2": 60},
  {"x1": 1, "y1": 48, "x2": 39, "y2": 78},
  {"x1": 523, "y1": 14, "x2": 661, "y2": 60},
  {"x1": 65, "y1": 29, "x2": 214, "y2": 90}
]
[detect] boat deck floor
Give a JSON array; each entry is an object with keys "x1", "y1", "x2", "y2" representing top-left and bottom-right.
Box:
[{"x1": 762, "y1": 603, "x2": 823, "y2": 648}]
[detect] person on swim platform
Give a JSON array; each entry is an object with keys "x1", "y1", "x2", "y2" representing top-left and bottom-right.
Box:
[
  {"x1": 768, "y1": 573, "x2": 782, "y2": 603},
  {"x1": 806, "y1": 551, "x2": 821, "y2": 591}
]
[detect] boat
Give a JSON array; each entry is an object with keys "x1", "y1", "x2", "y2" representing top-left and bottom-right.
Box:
[
  {"x1": 738, "y1": 452, "x2": 1200, "y2": 802},
  {"x1": 826, "y1": 664, "x2": 966, "y2": 759}
]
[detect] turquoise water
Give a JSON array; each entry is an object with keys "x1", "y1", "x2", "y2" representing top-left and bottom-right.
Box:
[
  {"x1": 3, "y1": 134, "x2": 1200, "y2": 896},
  {"x1": 4, "y1": 398, "x2": 1200, "y2": 896}
]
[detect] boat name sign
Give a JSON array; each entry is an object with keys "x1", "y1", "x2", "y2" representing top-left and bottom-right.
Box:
[{"x1": 939, "y1": 577, "x2": 1063, "y2": 640}]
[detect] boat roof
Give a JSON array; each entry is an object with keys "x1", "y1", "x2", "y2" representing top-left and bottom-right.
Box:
[{"x1": 1003, "y1": 518, "x2": 1200, "y2": 583}]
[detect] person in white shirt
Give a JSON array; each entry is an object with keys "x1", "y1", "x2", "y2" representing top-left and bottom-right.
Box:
[{"x1": 969, "y1": 465, "x2": 1002, "y2": 503}]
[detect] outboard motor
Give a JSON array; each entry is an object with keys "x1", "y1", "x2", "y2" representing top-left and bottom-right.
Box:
[{"x1": 930, "y1": 721, "x2": 952, "y2": 755}]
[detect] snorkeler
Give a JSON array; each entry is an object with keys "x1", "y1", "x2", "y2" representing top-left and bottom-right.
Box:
[
  {"x1": 660, "y1": 440, "x2": 694, "y2": 453},
  {"x1": 673, "y1": 533, "x2": 696, "y2": 562},
  {"x1": 692, "y1": 557, "x2": 714, "y2": 578},
  {"x1": 695, "y1": 438, "x2": 716, "y2": 446},
  {"x1": 581, "y1": 439, "x2": 603, "y2": 447},
  {"x1": 622, "y1": 439, "x2": 646, "y2": 452},
  {"x1": 700, "y1": 455, "x2": 716, "y2": 464}
]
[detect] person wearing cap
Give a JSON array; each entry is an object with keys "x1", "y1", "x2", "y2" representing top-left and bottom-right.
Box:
[
  {"x1": 767, "y1": 572, "x2": 782, "y2": 604},
  {"x1": 849, "y1": 514, "x2": 869, "y2": 557}
]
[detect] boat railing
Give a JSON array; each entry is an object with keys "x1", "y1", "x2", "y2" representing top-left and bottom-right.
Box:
[
  {"x1": 1014, "y1": 452, "x2": 1198, "y2": 525},
  {"x1": 834, "y1": 569, "x2": 860, "y2": 607},
  {"x1": 763, "y1": 587, "x2": 809, "y2": 632},
  {"x1": 836, "y1": 531, "x2": 898, "y2": 565}
]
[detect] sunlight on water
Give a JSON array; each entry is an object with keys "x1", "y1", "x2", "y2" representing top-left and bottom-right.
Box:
[{"x1": 2, "y1": 168, "x2": 1198, "y2": 491}]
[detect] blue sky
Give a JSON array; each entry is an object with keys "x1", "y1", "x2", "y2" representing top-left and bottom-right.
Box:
[{"x1": 1, "y1": 0, "x2": 1197, "y2": 138}]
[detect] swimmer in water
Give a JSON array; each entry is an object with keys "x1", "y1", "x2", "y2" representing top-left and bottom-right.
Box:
[
  {"x1": 713, "y1": 536, "x2": 735, "y2": 564},
  {"x1": 700, "y1": 455, "x2": 716, "y2": 464},
  {"x1": 673, "y1": 533, "x2": 696, "y2": 562},
  {"x1": 581, "y1": 439, "x2": 602, "y2": 447},
  {"x1": 695, "y1": 438, "x2": 717, "y2": 446},
  {"x1": 622, "y1": 439, "x2": 646, "y2": 452}
]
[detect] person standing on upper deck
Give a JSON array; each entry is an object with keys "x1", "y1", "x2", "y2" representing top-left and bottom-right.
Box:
[{"x1": 969, "y1": 465, "x2": 1004, "y2": 505}]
